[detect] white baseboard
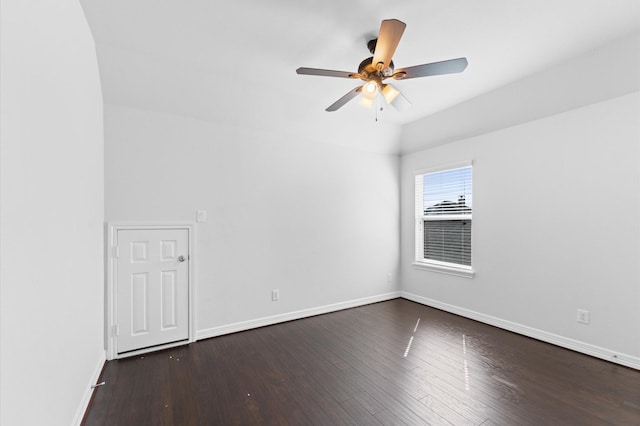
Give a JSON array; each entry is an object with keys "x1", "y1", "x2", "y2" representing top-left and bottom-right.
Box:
[
  {"x1": 401, "y1": 291, "x2": 640, "y2": 371},
  {"x1": 196, "y1": 292, "x2": 401, "y2": 341},
  {"x1": 72, "y1": 351, "x2": 107, "y2": 426}
]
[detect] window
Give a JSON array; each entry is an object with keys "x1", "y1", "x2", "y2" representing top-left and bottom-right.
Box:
[{"x1": 414, "y1": 163, "x2": 474, "y2": 278}]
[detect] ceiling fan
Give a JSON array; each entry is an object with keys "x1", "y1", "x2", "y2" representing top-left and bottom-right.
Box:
[{"x1": 296, "y1": 19, "x2": 468, "y2": 112}]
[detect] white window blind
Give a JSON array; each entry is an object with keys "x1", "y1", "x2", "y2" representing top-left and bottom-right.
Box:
[{"x1": 415, "y1": 165, "x2": 473, "y2": 271}]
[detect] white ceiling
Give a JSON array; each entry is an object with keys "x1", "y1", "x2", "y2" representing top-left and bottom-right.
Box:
[{"x1": 80, "y1": 1, "x2": 640, "y2": 152}]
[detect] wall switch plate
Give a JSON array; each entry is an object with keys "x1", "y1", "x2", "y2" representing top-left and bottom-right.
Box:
[
  {"x1": 196, "y1": 210, "x2": 207, "y2": 223},
  {"x1": 577, "y1": 309, "x2": 590, "y2": 324},
  {"x1": 272, "y1": 289, "x2": 280, "y2": 301}
]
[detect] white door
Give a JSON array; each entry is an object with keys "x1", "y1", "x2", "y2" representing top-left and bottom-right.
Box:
[{"x1": 116, "y1": 228, "x2": 189, "y2": 354}]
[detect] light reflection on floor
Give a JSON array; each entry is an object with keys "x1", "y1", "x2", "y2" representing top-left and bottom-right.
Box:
[
  {"x1": 462, "y1": 334, "x2": 470, "y2": 391},
  {"x1": 403, "y1": 336, "x2": 414, "y2": 357},
  {"x1": 404, "y1": 317, "x2": 421, "y2": 358},
  {"x1": 403, "y1": 317, "x2": 471, "y2": 391}
]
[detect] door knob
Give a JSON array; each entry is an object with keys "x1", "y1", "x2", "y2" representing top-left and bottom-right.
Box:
[{"x1": 178, "y1": 255, "x2": 187, "y2": 262}]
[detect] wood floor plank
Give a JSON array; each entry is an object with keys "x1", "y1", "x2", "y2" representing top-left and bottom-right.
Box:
[
  {"x1": 340, "y1": 397, "x2": 384, "y2": 425},
  {"x1": 82, "y1": 299, "x2": 640, "y2": 425}
]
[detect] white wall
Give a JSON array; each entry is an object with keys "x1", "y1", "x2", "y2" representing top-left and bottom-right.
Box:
[
  {"x1": 0, "y1": 1, "x2": 105, "y2": 424},
  {"x1": 105, "y1": 104, "x2": 399, "y2": 336},
  {"x1": 400, "y1": 91, "x2": 640, "y2": 367}
]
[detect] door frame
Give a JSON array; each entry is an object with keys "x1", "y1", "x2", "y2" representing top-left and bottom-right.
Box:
[{"x1": 106, "y1": 222, "x2": 196, "y2": 360}]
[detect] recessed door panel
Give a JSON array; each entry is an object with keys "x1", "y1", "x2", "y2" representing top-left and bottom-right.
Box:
[
  {"x1": 131, "y1": 242, "x2": 149, "y2": 263},
  {"x1": 161, "y1": 270, "x2": 177, "y2": 330},
  {"x1": 161, "y1": 240, "x2": 177, "y2": 261},
  {"x1": 131, "y1": 273, "x2": 149, "y2": 335},
  {"x1": 116, "y1": 228, "x2": 189, "y2": 354}
]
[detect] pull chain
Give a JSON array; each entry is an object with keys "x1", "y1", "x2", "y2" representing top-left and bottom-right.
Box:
[{"x1": 374, "y1": 96, "x2": 383, "y2": 122}]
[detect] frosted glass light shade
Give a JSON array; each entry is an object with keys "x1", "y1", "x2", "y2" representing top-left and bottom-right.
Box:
[
  {"x1": 382, "y1": 84, "x2": 400, "y2": 104},
  {"x1": 362, "y1": 81, "x2": 379, "y2": 100},
  {"x1": 359, "y1": 96, "x2": 374, "y2": 109}
]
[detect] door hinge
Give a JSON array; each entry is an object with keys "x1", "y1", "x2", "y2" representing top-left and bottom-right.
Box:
[
  {"x1": 112, "y1": 246, "x2": 119, "y2": 258},
  {"x1": 112, "y1": 324, "x2": 119, "y2": 336}
]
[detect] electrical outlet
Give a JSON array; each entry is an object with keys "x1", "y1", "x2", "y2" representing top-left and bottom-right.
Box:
[
  {"x1": 196, "y1": 210, "x2": 207, "y2": 223},
  {"x1": 271, "y1": 289, "x2": 280, "y2": 301},
  {"x1": 387, "y1": 273, "x2": 392, "y2": 284},
  {"x1": 577, "y1": 309, "x2": 590, "y2": 324}
]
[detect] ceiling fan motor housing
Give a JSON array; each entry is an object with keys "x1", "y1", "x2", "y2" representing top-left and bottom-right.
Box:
[{"x1": 358, "y1": 56, "x2": 395, "y2": 81}]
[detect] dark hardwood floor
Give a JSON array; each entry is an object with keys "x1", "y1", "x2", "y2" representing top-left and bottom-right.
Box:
[{"x1": 83, "y1": 299, "x2": 640, "y2": 425}]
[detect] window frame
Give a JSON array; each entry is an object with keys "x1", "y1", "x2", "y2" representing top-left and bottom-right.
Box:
[{"x1": 413, "y1": 161, "x2": 475, "y2": 278}]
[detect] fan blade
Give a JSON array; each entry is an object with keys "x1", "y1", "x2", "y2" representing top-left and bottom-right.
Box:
[
  {"x1": 296, "y1": 67, "x2": 359, "y2": 79},
  {"x1": 326, "y1": 86, "x2": 362, "y2": 112},
  {"x1": 381, "y1": 84, "x2": 411, "y2": 111},
  {"x1": 372, "y1": 19, "x2": 406, "y2": 71},
  {"x1": 393, "y1": 57, "x2": 468, "y2": 80}
]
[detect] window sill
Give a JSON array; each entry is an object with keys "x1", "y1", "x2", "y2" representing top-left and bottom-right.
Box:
[{"x1": 412, "y1": 261, "x2": 475, "y2": 279}]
